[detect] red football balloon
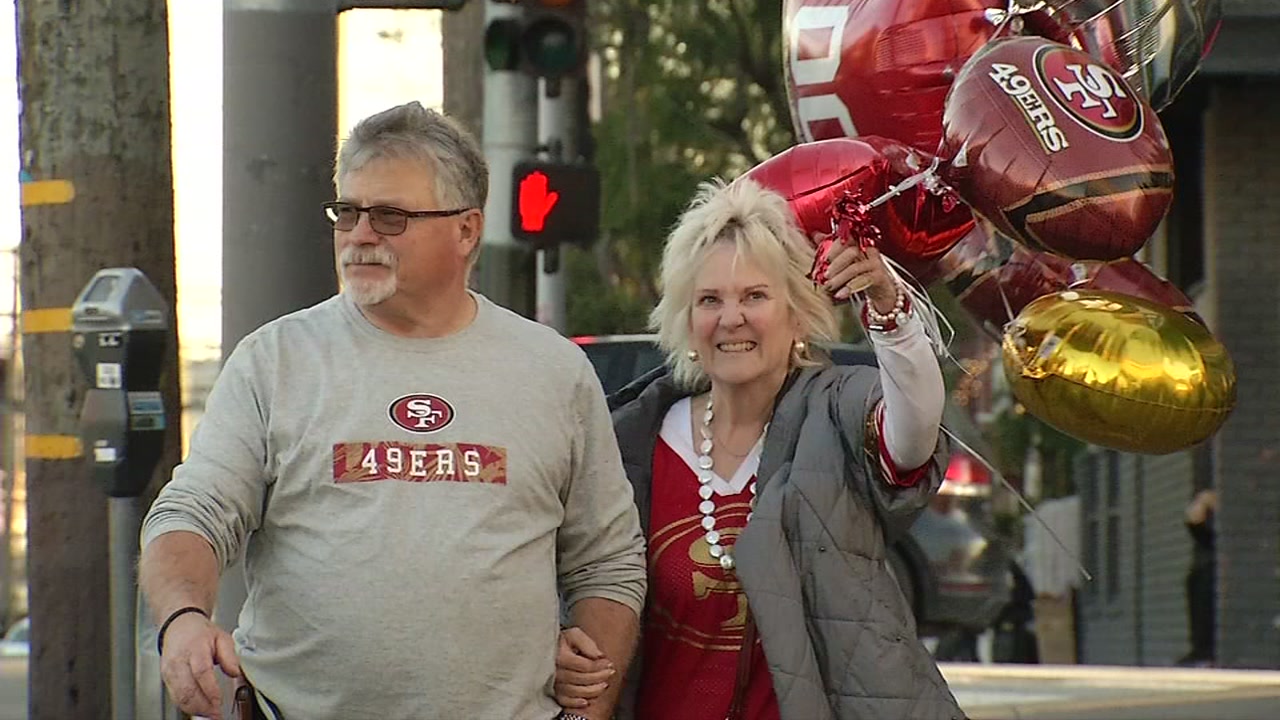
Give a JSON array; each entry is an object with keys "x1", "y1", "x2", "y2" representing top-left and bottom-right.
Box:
[
  {"x1": 940, "y1": 37, "x2": 1175, "y2": 261},
  {"x1": 1069, "y1": 257, "x2": 1203, "y2": 324},
  {"x1": 745, "y1": 138, "x2": 888, "y2": 241},
  {"x1": 744, "y1": 137, "x2": 974, "y2": 279},
  {"x1": 935, "y1": 221, "x2": 1069, "y2": 337},
  {"x1": 861, "y1": 136, "x2": 976, "y2": 277},
  {"x1": 783, "y1": 0, "x2": 1003, "y2": 152},
  {"x1": 936, "y1": 221, "x2": 1201, "y2": 338}
]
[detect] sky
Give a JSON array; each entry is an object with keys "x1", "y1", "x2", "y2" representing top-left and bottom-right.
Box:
[{"x1": 0, "y1": 2, "x2": 445, "y2": 363}]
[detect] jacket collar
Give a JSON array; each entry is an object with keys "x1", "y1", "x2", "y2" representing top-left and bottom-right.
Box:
[
  {"x1": 609, "y1": 369, "x2": 687, "y2": 534},
  {"x1": 609, "y1": 366, "x2": 813, "y2": 533}
]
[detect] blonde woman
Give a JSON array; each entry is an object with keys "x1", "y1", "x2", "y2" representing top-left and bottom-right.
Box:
[{"x1": 553, "y1": 179, "x2": 965, "y2": 720}]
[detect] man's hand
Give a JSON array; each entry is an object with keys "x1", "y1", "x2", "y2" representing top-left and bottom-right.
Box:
[
  {"x1": 554, "y1": 626, "x2": 614, "y2": 710},
  {"x1": 159, "y1": 612, "x2": 243, "y2": 720},
  {"x1": 519, "y1": 170, "x2": 559, "y2": 232}
]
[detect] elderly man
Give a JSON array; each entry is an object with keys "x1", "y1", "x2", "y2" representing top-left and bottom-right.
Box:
[{"x1": 140, "y1": 102, "x2": 645, "y2": 720}]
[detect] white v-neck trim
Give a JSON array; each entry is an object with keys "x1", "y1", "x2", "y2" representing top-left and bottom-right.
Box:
[{"x1": 660, "y1": 397, "x2": 761, "y2": 496}]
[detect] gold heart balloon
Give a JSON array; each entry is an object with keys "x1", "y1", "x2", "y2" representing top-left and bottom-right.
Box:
[{"x1": 1001, "y1": 290, "x2": 1236, "y2": 454}]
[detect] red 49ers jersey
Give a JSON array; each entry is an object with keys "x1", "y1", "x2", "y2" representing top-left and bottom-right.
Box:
[{"x1": 636, "y1": 437, "x2": 781, "y2": 720}]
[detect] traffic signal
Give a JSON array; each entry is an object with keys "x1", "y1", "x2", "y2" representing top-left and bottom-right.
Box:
[
  {"x1": 483, "y1": 1, "x2": 586, "y2": 80},
  {"x1": 483, "y1": 15, "x2": 523, "y2": 72},
  {"x1": 520, "y1": 0, "x2": 585, "y2": 80},
  {"x1": 511, "y1": 160, "x2": 599, "y2": 246}
]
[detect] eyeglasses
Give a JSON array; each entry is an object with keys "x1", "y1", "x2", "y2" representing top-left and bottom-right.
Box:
[{"x1": 322, "y1": 201, "x2": 471, "y2": 236}]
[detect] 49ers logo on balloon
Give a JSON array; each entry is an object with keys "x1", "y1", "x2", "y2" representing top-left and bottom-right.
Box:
[
  {"x1": 388, "y1": 393, "x2": 455, "y2": 434},
  {"x1": 1035, "y1": 45, "x2": 1142, "y2": 142}
]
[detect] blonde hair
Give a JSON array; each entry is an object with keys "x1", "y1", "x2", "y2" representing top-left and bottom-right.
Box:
[{"x1": 651, "y1": 178, "x2": 839, "y2": 390}]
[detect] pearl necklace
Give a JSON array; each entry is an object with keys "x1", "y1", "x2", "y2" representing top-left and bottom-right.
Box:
[{"x1": 696, "y1": 395, "x2": 764, "y2": 572}]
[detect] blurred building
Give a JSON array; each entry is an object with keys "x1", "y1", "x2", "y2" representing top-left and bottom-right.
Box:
[{"x1": 1074, "y1": 0, "x2": 1280, "y2": 670}]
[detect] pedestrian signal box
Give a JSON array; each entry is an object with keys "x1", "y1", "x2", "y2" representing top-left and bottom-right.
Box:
[{"x1": 511, "y1": 160, "x2": 599, "y2": 247}]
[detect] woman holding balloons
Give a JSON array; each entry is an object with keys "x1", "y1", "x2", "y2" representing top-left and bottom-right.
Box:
[{"x1": 552, "y1": 178, "x2": 966, "y2": 720}]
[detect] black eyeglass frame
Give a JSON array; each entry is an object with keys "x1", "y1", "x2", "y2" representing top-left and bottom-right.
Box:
[{"x1": 322, "y1": 201, "x2": 472, "y2": 235}]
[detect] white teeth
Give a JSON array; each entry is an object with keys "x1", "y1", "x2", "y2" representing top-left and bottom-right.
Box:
[{"x1": 718, "y1": 341, "x2": 756, "y2": 352}]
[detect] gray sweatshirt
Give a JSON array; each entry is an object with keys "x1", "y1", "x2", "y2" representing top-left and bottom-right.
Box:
[{"x1": 142, "y1": 292, "x2": 646, "y2": 719}]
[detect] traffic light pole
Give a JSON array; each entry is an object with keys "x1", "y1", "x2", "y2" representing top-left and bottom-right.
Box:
[
  {"x1": 535, "y1": 77, "x2": 575, "y2": 332},
  {"x1": 478, "y1": 0, "x2": 538, "y2": 317}
]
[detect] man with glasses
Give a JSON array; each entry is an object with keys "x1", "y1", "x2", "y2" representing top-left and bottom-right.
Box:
[{"x1": 139, "y1": 102, "x2": 645, "y2": 720}]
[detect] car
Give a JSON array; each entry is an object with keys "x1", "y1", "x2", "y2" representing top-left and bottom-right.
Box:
[
  {"x1": 0, "y1": 616, "x2": 29, "y2": 657},
  {"x1": 573, "y1": 334, "x2": 1015, "y2": 639}
]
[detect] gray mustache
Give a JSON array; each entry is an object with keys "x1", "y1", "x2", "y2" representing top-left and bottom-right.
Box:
[{"x1": 341, "y1": 247, "x2": 397, "y2": 268}]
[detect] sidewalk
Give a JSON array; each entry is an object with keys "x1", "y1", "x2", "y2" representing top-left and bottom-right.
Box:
[{"x1": 940, "y1": 663, "x2": 1280, "y2": 720}]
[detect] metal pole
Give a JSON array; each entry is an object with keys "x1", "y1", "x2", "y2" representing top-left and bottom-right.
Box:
[
  {"x1": 223, "y1": 0, "x2": 338, "y2": 348},
  {"x1": 476, "y1": 0, "x2": 538, "y2": 316},
  {"x1": 109, "y1": 497, "x2": 141, "y2": 720},
  {"x1": 534, "y1": 77, "x2": 574, "y2": 332}
]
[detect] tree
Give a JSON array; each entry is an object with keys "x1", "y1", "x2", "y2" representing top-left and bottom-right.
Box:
[
  {"x1": 18, "y1": 1, "x2": 181, "y2": 717},
  {"x1": 442, "y1": 0, "x2": 485, "y2": 138},
  {"x1": 568, "y1": 0, "x2": 795, "y2": 334}
]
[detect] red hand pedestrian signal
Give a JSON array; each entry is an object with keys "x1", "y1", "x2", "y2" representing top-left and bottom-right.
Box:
[
  {"x1": 518, "y1": 170, "x2": 560, "y2": 233},
  {"x1": 510, "y1": 161, "x2": 600, "y2": 246}
]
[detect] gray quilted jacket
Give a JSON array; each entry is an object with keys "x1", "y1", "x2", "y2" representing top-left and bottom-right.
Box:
[{"x1": 609, "y1": 365, "x2": 967, "y2": 720}]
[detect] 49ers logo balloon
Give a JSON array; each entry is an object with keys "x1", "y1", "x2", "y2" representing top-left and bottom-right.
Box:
[
  {"x1": 1035, "y1": 45, "x2": 1142, "y2": 141},
  {"x1": 941, "y1": 37, "x2": 1174, "y2": 261}
]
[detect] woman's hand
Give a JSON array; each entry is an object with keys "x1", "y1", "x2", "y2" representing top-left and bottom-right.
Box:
[
  {"x1": 821, "y1": 244, "x2": 898, "y2": 313},
  {"x1": 553, "y1": 626, "x2": 614, "y2": 710}
]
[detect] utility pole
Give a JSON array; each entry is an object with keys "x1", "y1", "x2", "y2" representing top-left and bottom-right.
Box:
[
  {"x1": 442, "y1": 0, "x2": 485, "y2": 139},
  {"x1": 17, "y1": 2, "x2": 182, "y2": 718}
]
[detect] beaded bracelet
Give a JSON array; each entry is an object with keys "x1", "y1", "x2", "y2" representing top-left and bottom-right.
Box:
[{"x1": 860, "y1": 281, "x2": 912, "y2": 333}]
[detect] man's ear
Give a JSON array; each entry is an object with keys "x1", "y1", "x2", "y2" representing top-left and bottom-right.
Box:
[{"x1": 459, "y1": 209, "x2": 484, "y2": 257}]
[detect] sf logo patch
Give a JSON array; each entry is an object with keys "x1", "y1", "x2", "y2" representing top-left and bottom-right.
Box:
[
  {"x1": 1035, "y1": 44, "x2": 1142, "y2": 141},
  {"x1": 388, "y1": 394, "x2": 455, "y2": 434}
]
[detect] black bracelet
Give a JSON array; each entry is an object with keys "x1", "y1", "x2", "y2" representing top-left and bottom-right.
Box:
[
  {"x1": 558, "y1": 713, "x2": 591, "y2": 720},
  {"x1": 157, "y1": 606, "x2": 208, "y2": 656}
]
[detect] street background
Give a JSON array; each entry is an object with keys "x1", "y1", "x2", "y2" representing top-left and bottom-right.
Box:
[{"x1": 5, "y1": 0, "x2": 1280, "y2": 718}]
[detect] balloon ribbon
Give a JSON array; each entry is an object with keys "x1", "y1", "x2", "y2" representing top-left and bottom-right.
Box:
[{"x1": 810, "y1": 191, "x2": 880, "y2": 285}]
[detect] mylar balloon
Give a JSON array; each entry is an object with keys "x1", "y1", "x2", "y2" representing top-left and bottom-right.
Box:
[
  {"x1": 783, "y1": 0, "x2": 1004, "y2": 152},
  {"x1": 941, "y1": 37, "x2": 1174, "y2": 261},
  {"x1": 744, "y1": 137, "x2": 888, "y2": 242},
  {"x1": 1002, "y1": 289, "x2": 1235, "y2": 454},
  {"x1": 938, "y1": 220, "x2": 1203, "y2": 337},
  {"x1": 1074, "y1": 257, "x2": 1203, "y2": 324},
  {"x1": 1018, "y1": 0, "x2": 1222, "y2": 111},
  {"x1": 744, "y1": 137, "x2": 973, "y2": 279},
  {"x1": 936, "y1": 221, "x2": 1071, "y2": 336}
]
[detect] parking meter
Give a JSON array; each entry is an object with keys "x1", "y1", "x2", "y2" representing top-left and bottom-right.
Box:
[{"x1": 71, "y1": 268, "x2": 170, "y2": 498}]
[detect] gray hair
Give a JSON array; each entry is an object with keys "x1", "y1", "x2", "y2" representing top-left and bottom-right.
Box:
[
  {"x1": 651, "y1": 178, "x2": 840, "y2": 390},
  {"x1": 335, "y1": 101, "x2": 488, "y2": 212}
]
